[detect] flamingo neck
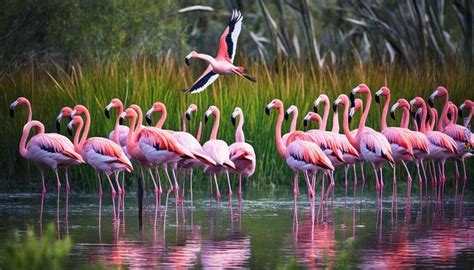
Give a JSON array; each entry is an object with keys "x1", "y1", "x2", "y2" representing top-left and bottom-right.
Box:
[
  {"x1": 25, "y1": 100, "x2": 33, "y2": 123},
  {"x1": 113, "y1": 104, "x2": 123, "y2": 144},
  {"x1": 342, "y1": 102, "x2": 359, "y2": 149},
  {"x1": 381, "y1": 93, "x2": 390, "y2": 130},
  {"x1": 400, "y1": 107, "x2": 410, "y2": 129},
  {"x1": 19, "y1": 120, "x2": 45, "y2": 158},
  {"x1": 196, "y1": 121, "x2": 203, "y2": 142},
  {"x1": 275, "y1": 107, "x2": 287, "y2": 158},
  {"x1": 465, "y1": 108, "x2": 474, "y2": 127},
  {"x1": 126, "y1": 113, "x2": 138, "y2": 149},
  {"x1": 136, "y1": 108, "x2": 143, "y2": 132},
  {"x1": 419, "y1": 103, "x2": 428, "y2": 133},
  {"x1": 73, "y1": 119, "x2": 85, "y2": 152},
  {"x1": 195, "y1": 53, "x2": 217, "y2": 66},
  {"x1": 181, "y1": 113, "x2": 187, "y2": 132},
  {"x1": 79, "y1": 109, "x2": 91, "y2": 147},
  {"x1": 210, "y1": 111, "x2": 220, "y2": 140},
  {"x1": 357, "y1": 93, "x2": 371, "y2": 137},
  {"x1": 331, "y1": 109, "x2": 340, "y2": 133},
  {"x1": 437, "y1": 93, "x2": 449, "y2": 131},
  {"x1": 235, "y1": 115, "x2": 245, "y2": 143},
  {"x1": 290, "y1": 109, "x2": 298, "y2": 133},
  {"x1": 156, "y1": 108, "x2": 167, "y2": 129},
  {"x1": 321, "y1": 99, "x2": 329, "y2": 130}
]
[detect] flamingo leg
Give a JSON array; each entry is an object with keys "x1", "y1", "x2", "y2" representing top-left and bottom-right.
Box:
[
  {"x1": 461, "y1": 158, "x2": 467, "y2": 197},
  {"x1": 292, "y1": 171, "x2": 298, "y2": 224},
  {"x1": 213, "y1": 174, "x2": 221, "y2": 200},
  {"x1": 97, "y1": 172, "x2": 103, "y2": 199},
  {"x1": 226, "y1": 171, "x2": 233, "y2": 201},
  {"x1": 209, "y1": 176, "x2": 213, "y2": 199},
  {"x1": 180, "y1": 169, "x2": 187, "y2": 201},
  {"x1": 379, "y1": 168, "x2": 384, "y2": 189},
  {"x1": 360, "y1": 163, "x2": 366, "y2": 184},
  {"x1": 105, "y1": 174, "x2": 117, "y2": 219},
  {"x1": 324, "y1": 172, "x2": 335, "y2": 200},
  {"x1": 352, "y1": 164, "x2": 358, "y2": 187},
  {"x1": 454, "y1": 160, "x2": 460, "y2": 181},
  {"x1": 238, "y1": 174, "x2": 243, "y2": 201},
  {"x1": 189, "y1": 169, "x2": 194, "y2": 209},
  {"x1": 121, "y1": 172, "x2": 125, "y2": 196},
  {"x1": 373, "y1": 166, "x2": 380, "y2": 191},
  {"x1": 154, "y1": 167, "x2": 163, "y2": 194},
  {"x1": 54, "y1": 169, "x2": 61, "y2": 190},
  {"x1": 114, "y1": 172, "x2": 122, "y2": 195},
  {"x1": 148, "y1": 169, "x2": 160, "y2": 197},
  {"x1": 65, "y1": 168, "x2": 70, "y2": 193},
  {"x1": 420, "y1": 160, "x2": 428, "y2": 186}
]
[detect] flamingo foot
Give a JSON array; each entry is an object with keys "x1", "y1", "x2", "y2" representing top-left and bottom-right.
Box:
[
  {"x1": 154, "y1": 186, "x2": 159, "y2": 195},
  {"x1": 117, "y1": 187, "x2": 122, "y2": 195},
  {"x1": 229, "y1": 191, "x2": 233, "y2": 198},
  {"x1": 376, "y1": 183, "x2": 381, "y2": 191},
  {"x1": 111, "y1": 190, "x2": 116, "y2": 197}
]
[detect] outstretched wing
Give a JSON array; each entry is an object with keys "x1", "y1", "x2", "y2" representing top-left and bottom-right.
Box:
[
  {"x1": 185, "y1": 65, "x2": 220, "y2": 94},
  {"x1": 216, "y1": 9, "x2": 243, "y2": 63}
]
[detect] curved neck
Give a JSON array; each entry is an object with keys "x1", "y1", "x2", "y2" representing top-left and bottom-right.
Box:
[
  {"x1": 357, "y1": 93, "x2": 371, "y2": 136},
  {"x1": 331, "y1": 109, "x2": 340, "y2": 133},
  {"x1": 181, "y1": 113, "x2": 187, "y2": 132},
  {"x1": 321, "y1": 99, "x2": 329, "y2": 131},
  {"x1": 210, "y1": 111, "x2": 220, "y2": 140},
  {"x1": 73, "y1": 119, "x2": 85, "y2": 151},
  {"x1": 400, "y1": 107, "x2": 410, "y2": 129},
  {"x1": 380, "y1": 94, "x2": 390, "y2": 130},
  {"x1": 465, "y1": 108, "x2": 474, "y2": 127},
  {"x1": 20, "y1": 120, "x2": 45, "y2": 157},
  {"x1": 196, "y1": 122, "x2": 203, "y2": 142},
  {"x1": 437, "y1": 93, "x2": 449, "y2": 131},
  {"x1": 25, "y1": 100, "x2": 33, "y2": 123},
  {"x1": 290, "y1": 110, "x2": 298, "y2": 133},
  {"x1": 419, "y1": 103, "x2": 428, "y2": 133},
  {"x1": 127, "y1": 112, "x2": 138, "y2": 148},
  {"x1": 195, "y1": 53, "x2": 217, "y2": 66},
  {"x1": 274, "y1": 107, "x2": 287, "y2": 158},
  {"x1": 341, "y1": 102, "x2": 359, "y2": 149},
  {"x1": 156, "y1": 108, "x2": 167, "y2": 129},
  {"x1": 235, "y1": 114, "x2": 245, "y2": 143},
  {"x1": 113, "y1": 104, "x2": 124, "y2": 144},
  {"x1": 79, "y1": 109, "x2": 91, "y2": 147}
]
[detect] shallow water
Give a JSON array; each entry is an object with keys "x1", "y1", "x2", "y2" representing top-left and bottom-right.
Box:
[{"x1": 0, "y1": 185, "x2": 473, "y2": 269}]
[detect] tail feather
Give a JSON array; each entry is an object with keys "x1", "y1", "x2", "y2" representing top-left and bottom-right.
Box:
[
  {"x1": 191, "y1": 150, "x2": 216, "y2": 166},
  {"x1": 223, "y1": 159, "x2": 236, "y2": 170}
]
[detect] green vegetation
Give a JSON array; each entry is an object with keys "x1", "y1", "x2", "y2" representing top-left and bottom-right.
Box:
[
  {"x1": 0, "y1": 223, "x2": 72, "y2": 270},
  {"x1": 0, "y1": 58, "x2": 472, "y2": 192}
]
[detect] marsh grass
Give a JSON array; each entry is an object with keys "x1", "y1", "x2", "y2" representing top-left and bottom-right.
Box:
[{"x1": 1, "y1": 56, "x2": 472, "y2": 192}]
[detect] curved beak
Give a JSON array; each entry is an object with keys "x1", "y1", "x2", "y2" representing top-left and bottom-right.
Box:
[
  {"x1": 204, "y1": 114, "x2": 209, "y2": 124},
  {"x1": 284, "y1": 111, "x2": 289, "y2": 120},
  {"x1": 427, "y1": 97, "x2": 434, "y2": 107},
  {"x1": 55, "y1": 113, "x2": 63, "y2": 133},
  {"x1": 313, "y1": 105, "x2": 318, "y2": 113},
  {"x1": 458, "y1": 105, "x2": 464, "y2": 118},
  {"x1": 349, "y1": 92, "x2": 356, "y2": 107},
  {"x1": 67, "y1": 123, "x2": 73, "y2": 136},
  {"x1": 145, "y1": 114, "x2": 152, "y2": 125},
  {"x1": 9, "y1": 101, "x2": 18, "y2": 118},
  {"x1": 303, "y1": 119, "x2": 308, "y2": 127},
  {"x1": 231, "y1": 115, "x2": 236, "y2": 126},
  {"x1": 348, "y1": 113, "x2": 353, "y2": 124},
  {"x1": 265, "y1": 106, "x2": 270, "y2": 115},
  {"x1": 375, "y1": 94, "x2": 380, "y2": 104},
  {"x1": 185, "y1": 112, "x2": 191, "y2": 120},
  {"x1": 185, "y1": 53, "x2": 192, "y2": 66},
  {"x1": 332, "y1": 103, "x2": 338, "y2": 113},
  {"x1": 104, "y1": 107, "x2": 111, "y2": 119},
  {"x1": 389, "y1": 110, "x2": 395, "y2": 120},
  {"x1": 119, "y1": 112, "x2": 126, "y2": 126}
]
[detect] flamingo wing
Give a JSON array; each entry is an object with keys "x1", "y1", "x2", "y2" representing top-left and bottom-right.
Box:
[
  {"x1": 29, "y1": 134, "x2": 83, "y2": 162},
  {"x1": 216, "y1": 9, "x2": 243, "y2": 63},
  {"x1": 427, "y1": 131, "x2": 458, "y2": 154},
  {"x1": 185, "y1": 65, "x2": 220, "y2": 94},
  {"x1": 86, "y1": 138, "x2": 132, "y2": 171},
  {"x1": 287, "y1": 140, "x2": 334, "y2": 171},
  {"x1": 443, "y1": 124, "x2": 471, "y2": 143},
  {"x1": 360, "y1": 131, "x2": 394, "y2": 163}
]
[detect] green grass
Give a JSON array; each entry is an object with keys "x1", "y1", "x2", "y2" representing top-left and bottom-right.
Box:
[{"x1": 1, "y1": 57, "x2": 472, "y2": 192}]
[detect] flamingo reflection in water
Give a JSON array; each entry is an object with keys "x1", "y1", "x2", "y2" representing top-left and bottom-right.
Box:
[{"x1": 200, "y1": 233, "x2": 251, "y2": 268}]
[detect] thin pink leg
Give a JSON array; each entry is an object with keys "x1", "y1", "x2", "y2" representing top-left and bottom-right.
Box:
[
  {"x1": 54, "y1": 169, "x2": 61, "y2": 190},
  {"x1": 352, "y1": 164, "x2": 358, "y2": 187},
  {"x1": 97, "y1": 172, "x2": 103, "y2": 199},
  {"x1": 121, "y1": 172, "x2": 125, "y2": 196},
  {"x1": 65, "y1": 168, "x2": 70, "y2": 193},
  {"x1": 40, "y1": 170, "x2": 46, "y2": 196},
  {"x1": 213, "y1": 174, "x2": 221, "y2": 200},
  {"x1": 114, "y1": 172, "x2": 122, "y2": 195},
  {"x1": 226, "y1": 172, "x2": 233, "y2": 201},
  {"x1": 360, "y1": 163, "x2": 366, "y2": 184},
  {"x1": 181, "y1": 169, "x2": 187, "y2": 201},
  {"x1": 293, "y1": 172, "x2": 298, "y2": 224},
  {"x1": 238, "y1": 175, "x2": 243, "y2": 200},
  {"x1": 155, "y1": 168, "x2": 163, "y2": 194},
  {"x1": 373, "y1": 166, "x2": 380, "y2": 191},
  {"x1": 105, "y1": 174, "x2": 117, "y2": 219}
]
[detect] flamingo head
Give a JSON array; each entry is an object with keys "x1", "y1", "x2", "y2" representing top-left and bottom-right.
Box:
[
  {"x1": 146, "y1": 102, "x2": 166, "y2": 125},
  {"x1": 348, "y1": 98, "x2": 363, "y2": 123},
  {"x1": 104, "y1": 98, "x2": 123, "y2": 119},
  {"x1": 119, "y1": 108, "x2": 137, "y2": 126},
  {"x1": 428, "y1": 86, "x2": 448, "y2": 107},
  {"x1": 67, "y1": 116, "x2": 83, "y2": 136},
  {"x1": 350, "y1": 84, "x2": 370, "y2": 107},
  {"x1": 375, "y1": 86, "x2": 390, "y2": 104},
  {"x1": 71, "y1": 105, "x2": 87, "y2": 120},
  {"x1": 185, "y1": 51, "x2": 198, "y2": 65},
  {"x1": 285, "y1": 105, "x2": 297, "y2": 121},
  {"x1": 9, "y1": 97, "x2": 30, "y2": 118},
  {"x1": 265, "y1": 99, "x2": 283, "y2": 115},
  {"x1": 303, "y1": 112, "x2": 321, "y2": 127},
  {"x1": 389, "y1": 101, "x2": 402, "y2": 120},
  {"x1": 458, "y1": 100, "x2": 473, "y2": 118},
  {"x1": 56, "y1": 107, "x2": 73, "y2": 132},
  {"x1": 204, "y1": 105, "x2": 219, "y2": 124},
  {"x1": 185, "y1": 104, "x2": 198, "y2": 120},
  {"x1": 313, "y1": 94, "x2": 329, "y2": 113},
  {"x1": 231, "y1": 107, "x2": 243, "y2": 126}
]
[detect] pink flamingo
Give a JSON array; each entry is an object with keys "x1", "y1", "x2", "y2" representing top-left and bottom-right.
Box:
[
  {"x1": 202, "y1": 106, "x2": 236, "y2": 200},
  {"x1": 145, "y1": 102, "x2": 217, "y2": 203},
  {"x1": 229, "y1": 107, "x2": 256, "y2": 200},
  {"x1": 17, "y1": 120, "x2": 84, "y2": 195},
  {"x1": 303, "y1": 111, "x2": 360, "y2": 189},
  {"x1": 348, "y1": 98, "x2": 369, "y2": 184},
  {"x1": 265, "y1": 99, "x2": 334, "y2": 223},
  {"x1": 336, "y1": 90, "x2": 395, "y2": 190},
  {"x1": 374, "y1": 87, "x2": 416, "y2": 187},
  {"x1": 10, "y1": 97, "x2": 84, "y2": 194},
  {"x1": 409, "y1": 97, "x2": 457, "y2": 191},
  {"x1": 459, "y1": 100, "x2": 473, "y2": 127},
  {"x1": 182, "y1": 104, "x2": 203, "y2": 142},
  {"x1": 184, "y1": 10, "x2": 256, "y2": 93},
  {"x1": 69, "y1": 105, "x2": 133, "y2": 198},
  {"x1": 429, "y1": 87, "x2": 471, "y2": 185},
  {"x1": 389, "y1": 99, "x2": 430, "y2": 186}
]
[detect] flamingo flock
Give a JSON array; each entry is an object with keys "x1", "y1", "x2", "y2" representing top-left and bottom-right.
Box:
[
  {"x1": 8, "y1": 85, "x2": 473, "y2": 222},
  {"x1": 9, "y1": 97, "x2": 256, "y2": 209},
  {"x1": 265, "y1": 84, "x2": 472, "y2": 223}
]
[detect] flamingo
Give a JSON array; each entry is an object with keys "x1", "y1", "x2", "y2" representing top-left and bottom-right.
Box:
[
  {"x1": 69, "y1": 105, "x2": 133, "y2": 198},
  {"x1": 374, "y1": 87, "x2": 416, "y2": 188},
  {"x1": 10, "y1": 97, "x2": 84, "y2": 194},
  {"x1": 229, "y1": 107, "x2": 256, "y2": 200},
  {"x1": 16, "y1": 120, "x2": 84, "y2": 195},
  {"x1": 184, "y1": 10, "x2": 256, "y2": 93},
  {"x1": 428, "y1": 87, "x2": 471, "y2": 185},
  {"x1": 265, "y1": 99, "x2": 334, "y2": 223},
  {"x1": 182, "y1": 104, "x2": 203, "y2": 142},
  {"x1": 409, "y1": 97, "x2": 457, "y2": 192},
  {"x1": 390, "y1": 99, "x2": 430, "y2": 187},
  {"x1": 348, "y1": 98, "x2": 369, "y2": 184},
  {"x1": 336, "y1": 89, "x2": 395, "y2": 190},
  {"x1": 145, "y1": 102, "x2": 217, "y2": 203},
  {"x1": 303, "y1": 111, "x2": 360, "y2": 189},
  {"x1": 459, "y1": 100, "x2": 473, "y2": 127},
  {"x1": 202, "y1": 106, "x2": 236, "y2": 200}
]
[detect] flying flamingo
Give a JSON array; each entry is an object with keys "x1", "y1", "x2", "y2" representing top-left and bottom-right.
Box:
[
  {"x1": 409, "y1": 97, "x2": 457, "y2": 193},
  {"x1": 229, "y1": 107, "x2": 256, "y2": 201},
  {"x1": 265, "y1": 99, "x2": 334, "y2": 223},
  {"x1": 202, "y1": 106, "x2": 236, "y2": 200},
  {"x1": 69, "y1": 105, "x2": 133, "y2": 198},
  {"x1": 184, "y1": 10, "x2": 256, "y2": 93},
  {"x1": 428, "y1": 87, "x2": 471, "y2": 185},
  {"x1": 390, "y1": 99, "x2": 430, "y2": 187},
  {"x1": 10, "y1": 97, "x2": 84, "y2": 194},
  {"x1": 16, "y1": 120, "x2": 84, "y2": 195},
  {"x1": 145, "y1": 102, "x2": 217, "y2": 203},
  {"x1": 336, "y1": 90, "x2": 395, "y2": 190},
  {"x1": 374, "y1": 87, "x2": 416, "y2": 188}
]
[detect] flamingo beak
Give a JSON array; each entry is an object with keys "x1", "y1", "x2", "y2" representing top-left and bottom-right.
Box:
[
  {"x1": 9, "y1": 101, "x2": 18, "y2": 118},
  {"x1": 349, "y1": 92, "x2": 356, "y2": 107},
  {"x1": 348, "y1": 114, "x2": 353, "y2": 124},
  {"x1": 67, "y1": 123, "x2": 73, "y2": 136},
  {"x1": 458, "y1": 105, "x2": 464, "y2": 118},
  {"x1": 284, "y1": 111, "x2": 289, "y2": 120},
  {"x1": 204, "y1": 115, "x2": 209, "y2": 124},
  {"x1": 185, "y1": 53, "x2": 192, "y2": 66},
  {"x1": 332, "y1": 102, "x2": 338, "y2": 113},
  {"x1": 185, "y1": 112, "x2": 191, "y2": 120},
  {"x1": 390, "y1": 111, "x2": 396, "y2": 120},
  {"x1": 303, "y1": 119, "x2": 308, "y2": 127},
  {"x1": 428, "y1": 97, "x2": 434, "y2": 107},
  {"x1": 55, "y1": 113, "x2": 63, "y2": 133},
  {"x1": 375, "y1": 94, "x2": 380, "y2": 104},
  {"x1": 231, "y1": 115, "x2": 236, "y2": 126},
  {"x1": 9, "y1": 107, "x2": 14, "y2": 118},
  {"x1": 313, "y1": 105, "x2": 318, "y2": 113},
  {"x1": 145, "y1": 115, "x2": 152, "y2": 125},
  {"x1": 265, "y1": 106, "x2": 270, "y2": 115}
]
